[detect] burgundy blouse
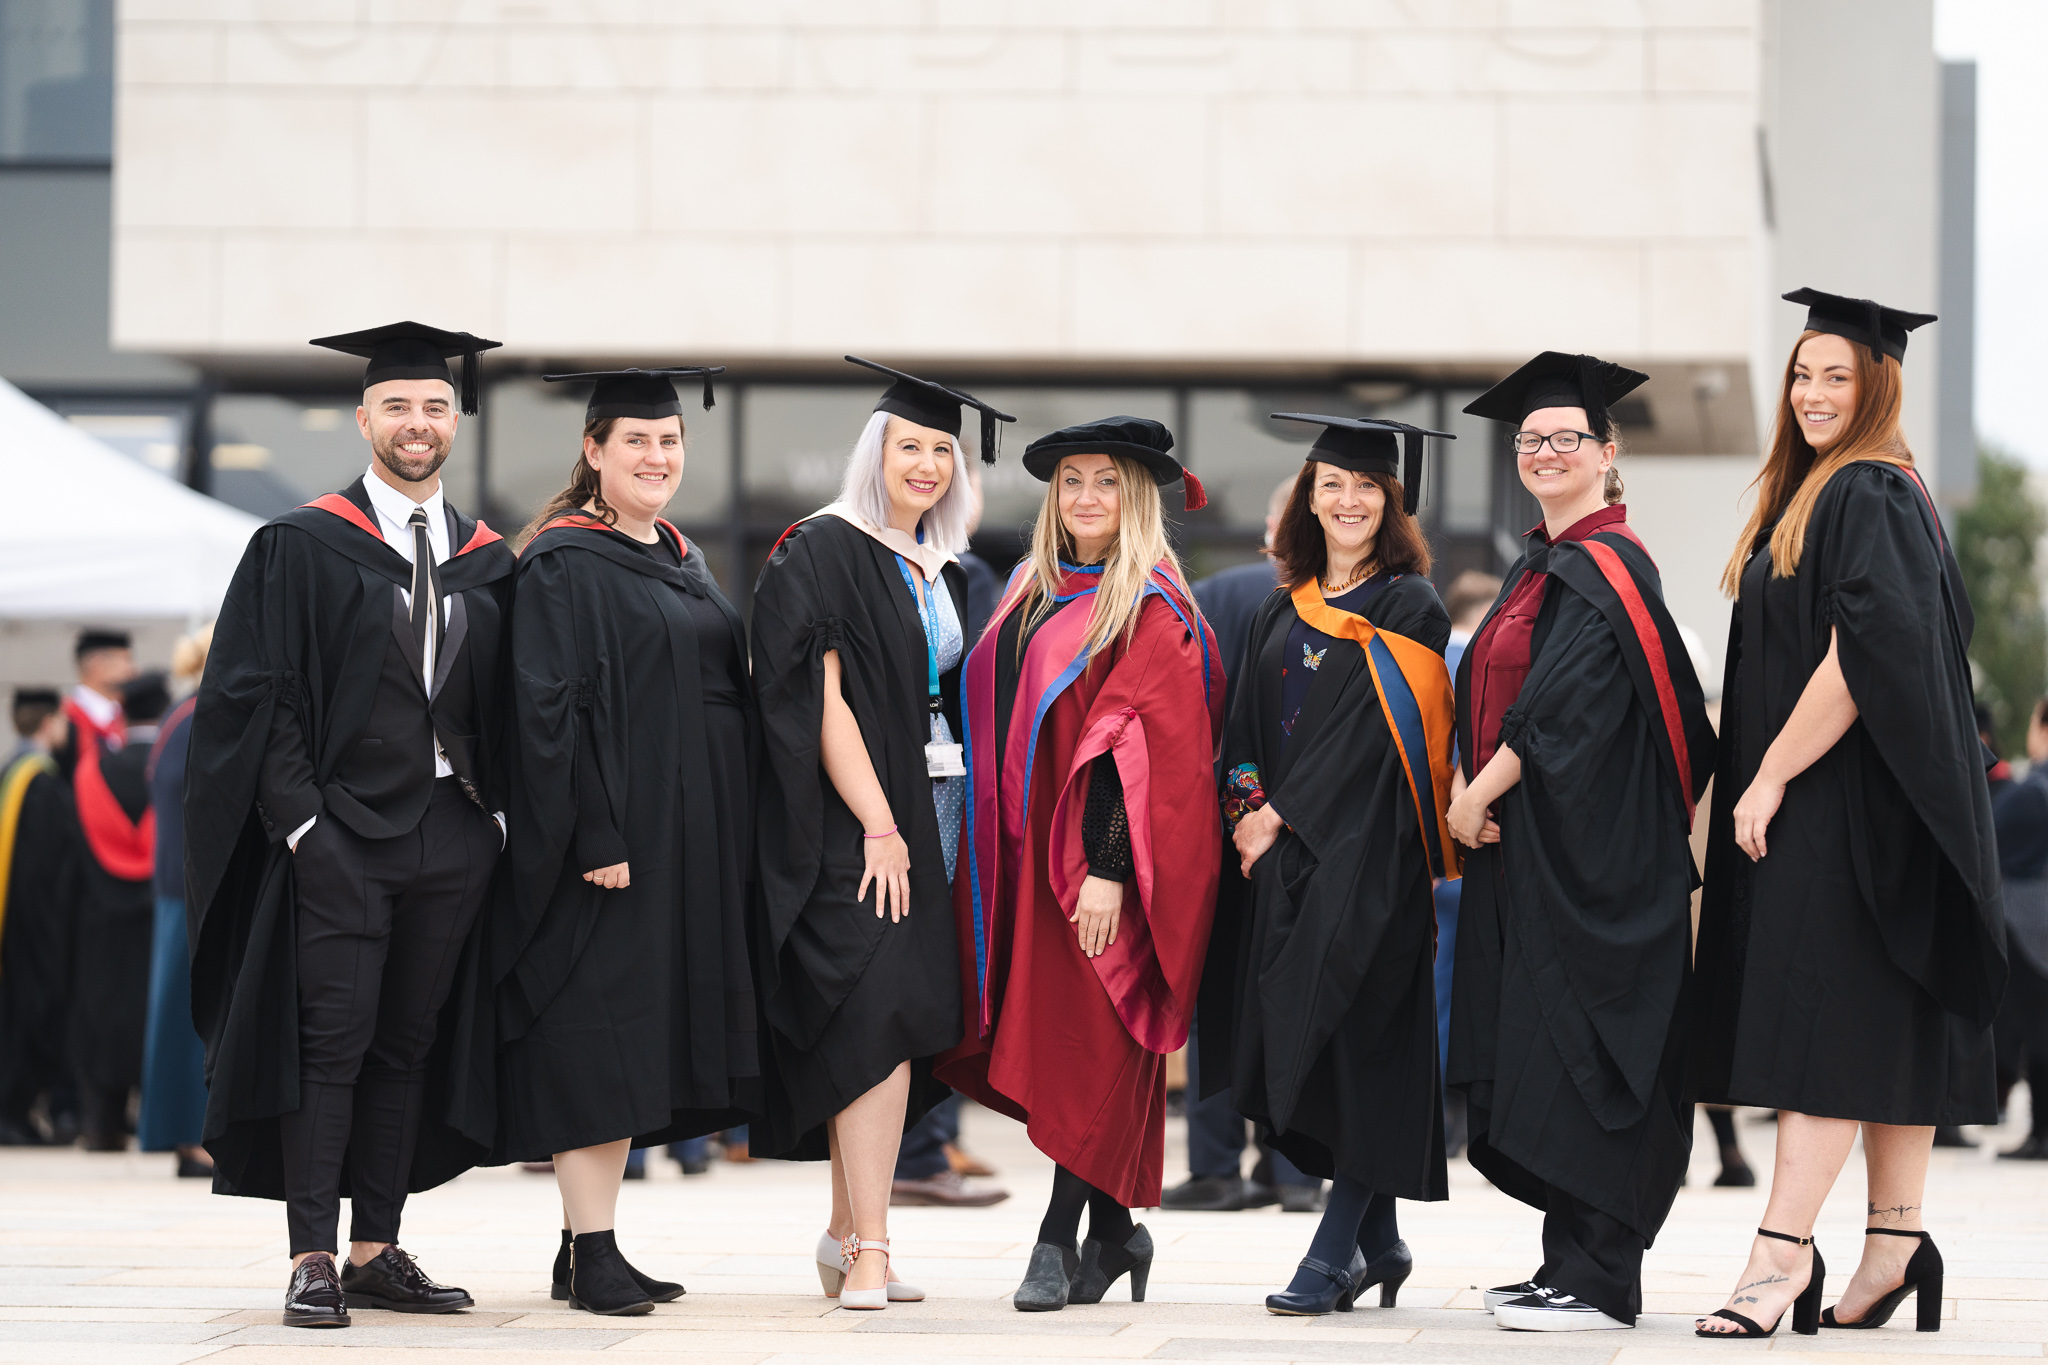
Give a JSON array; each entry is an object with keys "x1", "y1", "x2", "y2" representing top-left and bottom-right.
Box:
[{"x1": 1466, "y1": 504, "x2": 1631, "y2": 772}]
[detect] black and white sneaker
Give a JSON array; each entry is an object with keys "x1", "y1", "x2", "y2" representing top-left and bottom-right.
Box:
[
  {"x1": 1493, "y1": 1286, "x2": 1631, "y2": 1331},
  {"x1": 1482, "y1": 1279, "x2": 1540, "y2": 1313}
]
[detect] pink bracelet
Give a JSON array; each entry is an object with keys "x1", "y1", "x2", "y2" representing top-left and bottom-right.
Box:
[{"x1": 862, "y1": 824, "x2": 898, "y2": 840}]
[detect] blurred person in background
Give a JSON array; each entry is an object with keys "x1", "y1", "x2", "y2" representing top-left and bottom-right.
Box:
[
  {"x1": 479, "y1": 368, "x2": 760, "y2": 1317},
  {"x1": 1694, "y1": 293, "x2": 2002, "y2": 1337},
  {"x1": 938, "y1": 419, "x2": 1224, "y2": 1313},
  {"x1": 1174, "y1": 475, "x2": 1322, "y2": 1215},
  {"x1": 185, "y1": 322, "x2": 516, "y2": 1327},
  {"x1": 751, "y1": 360, "x2": 1009, "y2": 1310},
  {"x1": 0, "y1": 688, "x2": 83, "y2": 1146},
  {"x1": 891, "y1": 460, "x2": 1007, "y2": 1210},
  {"x1": 139, "y1": 628, "x2": 213, "y2": 1178},
  {"x1": 1991, "y1": 696, "x2": 2048, "y2": 1161},
  {"x1": 1206, "y1": 416, "x2": 1456, "y2": 1317},
  {"x1": 1448, "y1": 353, "x2": 1714, "y2": 1333},
  {"x1": 1431, "y1": 570, "x2": 1501, "y2": 1161},
  {"x1": 62, "y1": 629, "x2": 136, "y2": 762},
  {"x1": 73, "y1": 671, "x2": 169, "y2": 1152}
]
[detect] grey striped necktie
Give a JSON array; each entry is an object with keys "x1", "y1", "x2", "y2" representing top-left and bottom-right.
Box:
[{"x1": 408, "y1": 506, "x2": 442, "y2": 667}]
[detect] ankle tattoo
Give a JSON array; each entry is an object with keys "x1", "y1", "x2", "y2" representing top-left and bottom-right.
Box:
[{"x1": 1868, "y1": 1202, "x2": 1920, "y2": 1225}]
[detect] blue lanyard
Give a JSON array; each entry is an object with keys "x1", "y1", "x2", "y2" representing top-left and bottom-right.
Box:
[{"x1": 894, "y1": 554, "x2": 944, "y2": 714}]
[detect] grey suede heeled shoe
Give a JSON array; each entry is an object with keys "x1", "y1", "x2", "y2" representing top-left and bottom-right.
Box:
[{"x1": 1014, "y1": 1241, "x2": 1080, "y2": 1312}]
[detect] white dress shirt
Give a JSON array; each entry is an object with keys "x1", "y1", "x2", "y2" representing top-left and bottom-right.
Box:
[
  {"x1": 289, "y1": 469, "x2": 502, "y2": 849},
  {"x1": 68, "y1": 684, "x2": 123, "y2": 744}
]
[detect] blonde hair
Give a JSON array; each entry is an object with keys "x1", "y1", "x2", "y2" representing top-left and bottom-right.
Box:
[
  {"x1": 1719, "y1": 330, "x2": 1910, "y2": 596},
  {"x1": 171, "y1": 623, "x2": 213, "y2": 693},
  {"x1": 998, "y1": 453, "x2": 1189, "y2": 661},
  {"x1": 837, "y1": 410, "x2": 975, "y2": 555}
]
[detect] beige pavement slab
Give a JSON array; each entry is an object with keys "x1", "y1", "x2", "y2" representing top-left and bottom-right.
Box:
[{"x1": 0, "y1": 1101, "x2": 2040, "y2": 1362}]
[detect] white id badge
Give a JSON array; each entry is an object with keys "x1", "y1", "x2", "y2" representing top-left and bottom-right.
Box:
[{"x1": 925, "y1": 742, "x2": 966, "y2": 778}]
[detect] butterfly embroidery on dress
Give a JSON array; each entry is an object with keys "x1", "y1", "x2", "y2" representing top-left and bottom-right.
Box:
[{"x1": 1301, "y1": 643, "x2": 1327, "y2": 672}]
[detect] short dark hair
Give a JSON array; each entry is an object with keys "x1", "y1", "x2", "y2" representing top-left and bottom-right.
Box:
[
  {"x1": 11, "y1": 688, "x2": 59, "y2": 739},
  {"x1": 75, "y1": 628, "x2": 131, "y2": 661},
  {"x1": 121, "y1": 672, "x2": 171, "y2": 725},
  {"x1": 1270, "y1": 462, "x2": 1432, "y2": 589},
  {"x1": 1445, "y1": 570, "x2": 1505, "y2": 626}
]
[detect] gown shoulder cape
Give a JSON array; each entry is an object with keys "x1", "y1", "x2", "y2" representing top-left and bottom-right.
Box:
[
  {"x1": 184, "y1": 482, "x2": 514, "y2": 1201},
  {"x1": 1449, "y1": 521, "x2": 1714, "y2": 1239},
  {"x1": 937, "y1": 559, "x2": 1224, "y2": 1206},
  {"x1": 447, "y1": 515, "x2": 761, "y2": 1159},
  {"x1": 1199, "y1": 573, "x2": 1458, "y2": 1198},
  {"x1": 1695, "y1": 461, "x2": 2006, "y2": 1116},
  {"x1": 749, "y1": 512, "x2": 965, "y2": 1157}
]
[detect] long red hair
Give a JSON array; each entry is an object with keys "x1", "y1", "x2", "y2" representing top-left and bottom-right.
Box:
[{"x1": 1719, "y1": 330, "x2": 1910, "y2": 596}]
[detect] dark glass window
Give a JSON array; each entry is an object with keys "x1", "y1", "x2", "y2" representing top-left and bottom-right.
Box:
[{"x1": 0, "y1": 0, "x2": 113, "y2": 164}]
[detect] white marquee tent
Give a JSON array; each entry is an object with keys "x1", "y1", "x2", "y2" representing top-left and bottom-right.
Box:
[{"x1": 0, "y1": 377, "x2": 259, "y2": 621}]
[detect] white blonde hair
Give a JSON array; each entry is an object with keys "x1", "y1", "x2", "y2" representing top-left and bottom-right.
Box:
[{"x1": 835, "y1": 410, "x2": 975, "y2": 555}]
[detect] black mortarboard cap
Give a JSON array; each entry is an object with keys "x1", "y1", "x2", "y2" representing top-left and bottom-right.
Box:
[
  {"x1": 74, "y1": 628, "x2": 131, "y2": 659},
  {"x1": 1782, "y1": 287, "x2": 1937, "y2": 365},
  {"x1": 1268, "y1": 413, "x2": 1455, "y2": 516},
  {"x1": 542, "y1": 366, "x2": 726, "y2": 419},
  {"x1": 12, "y1": 687, "x2": 60, "y2": 710},
  {"x1": 846, "y1": 355, "x2": 1017, "y2": 466},
  {"x1": 1462, "y1": 351, "x2": 1649, "y2": 438},
  {"x1": 1020, "y1": 416, "x2": 1209, "y2": 511},
  {"x1": 308, "y1": 320, "x2": 505, "y2": 416}
]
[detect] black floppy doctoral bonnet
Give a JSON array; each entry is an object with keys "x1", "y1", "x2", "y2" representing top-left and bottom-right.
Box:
[
  {"x1": 309, "y1": 320, "x2": 503, "y2": 416},
  {"x1": 1021, "y1": 416, "x2": 1208, "y2": 511},
  {"x1": 847, "y1": 355, "x2": 1016, "y2": 465},
  {"x1": 543, "y1": 366, "x2": 726, "y2": 419},
  {"x1": 1462, "y1": 350, "x2": 1648, "y2": 438},
  {"x1": 1267, "y1": 413, "x2": 1455, "y2": 516},
  {"x1": 1783, "y1": 287, "x2": 1937, "y2": 364}
]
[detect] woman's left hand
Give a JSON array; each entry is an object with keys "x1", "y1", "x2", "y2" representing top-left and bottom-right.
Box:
[
  {"x1": 1732, "y1": 777, "x2": 1785, "y2": 861},
  {"x1": 1071, "y1": 875, "x2": 1124, "y2": 958},
  {"x1": 1232, "y1": 805, "x2": 1286, "y2": 877},
  {"x1": 1446, "y1": 790, "x2": 1498, "y2": 848}
]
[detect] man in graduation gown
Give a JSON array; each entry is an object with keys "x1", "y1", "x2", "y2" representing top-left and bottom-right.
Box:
[
  {"x1": 0, "y1": 689, "x2": 84, "y2": 1145},
  {"x1": 186, "y1": 322, "x2": 514, "y2": 1328},
  {"x1": 72, "y1": 672, "x2": 169, "y2": 1151},
  {"x1": 1447, "y1": 356, "x2": 1716, "y2": 1331}
]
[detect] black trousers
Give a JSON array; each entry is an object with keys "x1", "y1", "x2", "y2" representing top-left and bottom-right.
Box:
[
  {"x1": 1995, "y1": 948, "x2": 2048, "y2": 1137},
  {"x1": 280, "y1": 780, "x2": 497, "y2": 1255},
  {"x1": 1537, "y1": 1184, "x2": 1646, "y2": 1326}
]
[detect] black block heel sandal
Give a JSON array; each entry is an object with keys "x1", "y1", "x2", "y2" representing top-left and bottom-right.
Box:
[
  {"x1": 1822, "y1": 1228, "x2": 1943, "y2": 1332},
  {"x1": 1695, "y1": 1227, "x2": 1825, "y2": 1339}
]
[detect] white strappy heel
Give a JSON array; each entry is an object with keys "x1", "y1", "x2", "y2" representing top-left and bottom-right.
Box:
[
  {"x1": 838, "y1": 1234, "x2": 892, "y2": 1310},
  {"x1": 814, "y1": 1229, "x2": 925, "y2": 1303}
]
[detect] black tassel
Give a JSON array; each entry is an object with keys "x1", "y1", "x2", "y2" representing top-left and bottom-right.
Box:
[
  {"x1": 981, "y1": 409, "x2": 997, "y2": 466},
  {"x1": 702, "y1": 375, "x2": 716, "y2": 410},
  {"x1": 1575, "y1": 353, "x2": 1605, "y2": 438},
  {"x1": 1864, "y1": 299, "x2": 1887, "y2": 364},
  {"x1": 460, "y1": 336, "x2": 481, "y2": 416},
  {"x1": 1402, "y1": 431, "x2": 1423, "y2": 516}
]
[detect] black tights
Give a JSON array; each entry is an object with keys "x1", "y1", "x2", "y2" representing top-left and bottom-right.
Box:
[
  {"x1": 1038, "y1": 1164, "x2": 1135, "y2": 1248},
  {"x1": 1286, "y1": 1175, "x2": 1399, "y2": 1294}
]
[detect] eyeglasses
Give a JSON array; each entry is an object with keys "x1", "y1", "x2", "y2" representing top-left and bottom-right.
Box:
[{"x1": 1511, "y1": 430, "x2": 1602, "y2": 455}]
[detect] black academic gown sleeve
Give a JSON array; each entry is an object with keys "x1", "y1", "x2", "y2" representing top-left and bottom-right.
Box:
[{"x1": 1815, "y1": 465, "x2": 2006, "y2": 1022}]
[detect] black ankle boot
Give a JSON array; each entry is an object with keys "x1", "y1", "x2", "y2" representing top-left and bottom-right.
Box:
[
  {"x1": 1014, "y1": 1241, "x2": 1080, "y2": 1312},
  {"x1": 1071, "y1": 1223, "x2": 1153, "y2": 1304},
  {"x1": 555, "y1": 1229, "x2": 683, "y2": 1304},
  {"x1": 568, "y1": 1231, "x2": 654, "y2": 1316}
]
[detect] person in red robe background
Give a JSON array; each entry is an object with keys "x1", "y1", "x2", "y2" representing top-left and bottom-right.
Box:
[{"x1": 937, "y1": 417, "x2": 1224, "y2": 1313}]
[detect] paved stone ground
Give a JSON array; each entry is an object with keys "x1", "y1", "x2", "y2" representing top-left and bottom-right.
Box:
[{"x1": 1, "y1": 1099, "x2": 2042, "y2": 1364}]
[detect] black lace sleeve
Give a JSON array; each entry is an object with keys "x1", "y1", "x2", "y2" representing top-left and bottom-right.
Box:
[{"x1": 1082, "y1": 755, "x2": 1133, "y2": 882}]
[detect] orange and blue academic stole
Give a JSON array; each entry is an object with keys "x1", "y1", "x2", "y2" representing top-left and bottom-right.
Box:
[{"x1": 1289, "y1": 581, "x2": 1461, "y2": 879}]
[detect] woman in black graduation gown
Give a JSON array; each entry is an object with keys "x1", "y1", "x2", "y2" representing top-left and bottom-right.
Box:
[
  {"x1": 1693, "y1": 292, "x2": 2005, "y2": 1339},
  {"x1": 751, "y1": 358, "x2": 1011, "y2": 1310},
  {"x1": 489, "y1": 368, "x2": 759, "y2": 1316},
  {"x1": 1209, "y1": 415, "x2": 1460, "y2": 1316},
  {"x1": 1445, "y1": 353, "x2": 1714, "y2": 1334}
]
